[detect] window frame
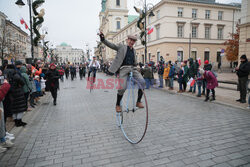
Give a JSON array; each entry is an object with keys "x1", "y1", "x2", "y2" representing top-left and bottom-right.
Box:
[
  {"x1": 218, "y1": 11, "x2": 223, "y2": 20},
  {"x1": 177, "y1": 25, "x2": 184, "y2": 38},
  {"x1": 205, "y1": 10, "x2": 210, "y2": 19},
  {"x1": 116, "y1": 21, "x2": 121, "y2": 30},
  {"x1": 192, "y1": 9, "x2": 197, "y2": 19},
  {"x1": 116, "y1": 0, "x2": 120, "y2": 6},
  {"x1": 217, "y1": 27, "x2": 223, "y2": 40},
  {"x1": 205, "y1": 26, "x2": 211, "y2": 39},
  {"x1": 192, "y1": 26, "x2": 197, "y2": 38},
  {"x1": 178, "y1": 8, "x2": 183, "y2": 17}
]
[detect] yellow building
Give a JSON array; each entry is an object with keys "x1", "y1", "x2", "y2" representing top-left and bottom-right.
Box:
[{"x1": 100, "y1": 0, "x2": 241, "y2": 67}]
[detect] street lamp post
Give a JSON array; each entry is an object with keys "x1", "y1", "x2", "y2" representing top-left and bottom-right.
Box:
[
  {"x1": 143, "y1": 0, "x2": 155, "y2": 63},
  {"x1": 15, "y1": 0, "x2": 34, "y2": 62},
  {"x1": 188, "y1": 18, "x2": 197, "y2": 59}
]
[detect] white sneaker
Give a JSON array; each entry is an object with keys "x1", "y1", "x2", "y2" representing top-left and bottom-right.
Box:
[
  {"x1": 247, "y1": 106, "x2": 250, "y2": 109},
  {"x1": 0, "y1": 146, "x2": 7, "y2": 153},
  {"x1": 0, "y1": 140, "x2": 14, "y2": 148},
  {"x1": 6, "y1": 132, "x2": 14, "y2": 137},
  {"x1": 5, "y1": 135, "x2": 15, "y2": 141}
]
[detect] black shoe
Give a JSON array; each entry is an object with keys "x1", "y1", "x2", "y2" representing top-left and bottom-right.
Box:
[
  {"x1": 15, "y1": 119, "x2": 22, "y2": 127},
  {"x1": 240, "y1": 100, "x2": 246, "y2": 103},
  {"x1": 236, "y1": 99, "x2": 242, "y2": 102},
  {"x1": 197, "y1": 95, "x2": 201, "y2": 97},
  {"x1": 20, "y1": 119, "x2": 27, "y2": 126},
  {"x1": 30, "y1": 105, "x2": 35, "y2": 108},
  {"x1": 53, "y1": 100, "x2": 57, "y2": 105},
  {"x1": 204, "y1": 98, "x2": 209, "y2": 102},
  {"x1": 210, "y1": 97, "x2": 216, "y2": 101}
]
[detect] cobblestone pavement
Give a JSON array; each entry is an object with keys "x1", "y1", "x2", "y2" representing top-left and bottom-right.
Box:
[{"x1": 0, "y1": 73, "x2": 250, "y2": 167}]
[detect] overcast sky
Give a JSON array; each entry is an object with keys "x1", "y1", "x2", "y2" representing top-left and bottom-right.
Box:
[{"x1": 0, "y1": 0, "x2": 241, "y2": 52}]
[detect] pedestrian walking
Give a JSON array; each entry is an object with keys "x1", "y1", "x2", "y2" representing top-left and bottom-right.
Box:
[
  {"x1": 178, "y1": 64, "x2": 184, "y2": 93},
  {"x1": 235, "y1": 55, "x2": 250, "y2": 103},
  {"x1": 46, "y1": 63, "x2": 60, "y2": 105},
  {"x1": 200, "y1": 69, "x2": 218, "y2": 102}
]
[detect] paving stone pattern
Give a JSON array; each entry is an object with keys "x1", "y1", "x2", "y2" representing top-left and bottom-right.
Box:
[{"x1": 0, "y1": 73, "x2": 250, "y2": 167}]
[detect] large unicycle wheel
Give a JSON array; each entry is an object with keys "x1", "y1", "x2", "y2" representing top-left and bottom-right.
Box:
[{"x1": 117, "y1": 78, "x2": 148, "y2": 144}]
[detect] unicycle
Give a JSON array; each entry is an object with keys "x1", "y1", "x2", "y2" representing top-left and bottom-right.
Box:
[{"x1": 116, "y1": 68, "x2": 148, "y2": 144}]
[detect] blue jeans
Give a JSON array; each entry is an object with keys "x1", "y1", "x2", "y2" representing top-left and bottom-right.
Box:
[
  {"x1": 145, "y1": 78, "x2": 151, "y2": 89},
  {"x1": 198, "y1": 85, "x2": 201, "y2": 96},
  {"x1": 159, "y1": 75, "x2": 163, "y2": 87},
  {"x1": 169, "y1": 77, "x2": 174, "y2": 88},
  {"x1": 202, "y1": 80, "x2": 207, "y2": 94},
  {"x1": 179, "y1": 83, "x2": 183, "y2": 91}
]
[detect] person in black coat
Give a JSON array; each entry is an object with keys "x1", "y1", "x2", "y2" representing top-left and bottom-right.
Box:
[
  {"x1": 236, "y1": 55, "x2": 250, "y2": 103},
  {"x1": 46, "y1": 63, "x2": 60, "y2": 105},
  {"x1": 7, "y1": 61, "x2": 27, "y2": 127}
]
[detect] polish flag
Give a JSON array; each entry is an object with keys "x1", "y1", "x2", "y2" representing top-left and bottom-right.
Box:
[
  {"x1": 147, "y1": 27, "x2": 154, "y2": 35},
  {"x1": 187, "y1": 77, "x2": 195, "y2": 87},
  {"x1": 20, "y1": 18, "x2": 25, "y2": 24},
  {"x1": 24, "y1": 23, "x2": 29, "y2": 29}
]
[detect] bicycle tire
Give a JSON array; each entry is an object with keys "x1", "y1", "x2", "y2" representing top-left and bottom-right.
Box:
[{"x1": 118, "y1": 78, "x2": 148, "y2": 144}]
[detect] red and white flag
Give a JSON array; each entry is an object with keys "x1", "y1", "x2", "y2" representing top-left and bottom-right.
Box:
[
  {"x1": 147, "y1": 26, "x2": 154, "y2": 35},
  {"x1": 187, "y1": 77, "x2": 195, "y2": 87},
  {"x1": 20, "y1": 17, "x2": 29, "y2": 30},
  {"x1": 198, "y1": 58, "x2": 201, "y2": 66}
]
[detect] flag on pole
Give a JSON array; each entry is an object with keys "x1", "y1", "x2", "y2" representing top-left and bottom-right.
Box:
[
  {"x1": 147, "y1": 26, "x2": 154, "y2": 35},
  {"x1": 20, "y1": 17, "x2": 29, "y2": 30},
  {"x1": 198, "y1": 58, "x2": 201, "y2": 66}
]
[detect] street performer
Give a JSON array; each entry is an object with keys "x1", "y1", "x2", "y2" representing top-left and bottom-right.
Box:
[{"x1": 99, "y1": 32, "x2": 145, "y2": 112}]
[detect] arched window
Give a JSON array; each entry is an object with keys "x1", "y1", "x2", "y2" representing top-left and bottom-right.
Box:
[{"x1": 116, "y1": 0, "x2": 120, "y2": 6}]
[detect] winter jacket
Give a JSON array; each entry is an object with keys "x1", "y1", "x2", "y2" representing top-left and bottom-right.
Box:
[
  {"x1": 169, "y1": 66, "x2": 175, "y2": 78},
  {"x1": 10, "y1": 73, "x2": 27, "y2": 114},
  {"x1": 20, "y1": 66, "x2": 32, "y2": 93},
  {"x1": 158, "y1": 64, "x2": 164, "y2": 75},
  {"x1": 178, "y1": 69, "x2": 184, "y2": 83},
  {"x1": 35, "y1": 80, "x2": 41, "y2": 92},
  {"x1": 196, "y1": 71, "x2": 203, "y2": 86},
  {"x1": 204, "y1": 64, "x2": 212, "y2": 71},
  {"x1": 237, "y1": 60, "x2": 250, "y2": 78},
  {"x1": 45, "y1": 69, "x2": 60, "y2": 90},
  {"x1": 142, "y1": 67, "x2": 152, "y2": 79},
  {"x1": 188, "y1": 58, "x2": 197, "y2": 78},
  {"x1": 0, "y1": 83, "x2": 11, "y2": 101},
  {"x1": 163, "y1": 66, "x2": 170, "y2": 79},
  {"x1": 204, "y1": 71, "x2": 218, "y2": 89},
  {"x1": 183, "y1": 66, "x2": 189, "y2": 83}
]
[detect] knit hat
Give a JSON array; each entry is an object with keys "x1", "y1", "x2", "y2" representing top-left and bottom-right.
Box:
[
  {"x1": 199, "y1": 68, "x2": 205, "y2": 75},
  {"x1": 35, "y1": 75, "x2": 39, "y2": 79},
  {"x1": 204, "y1": 60, "x2": 209, "y2": 64},
  {"x1": 240, "y1": 54, "x2": 247, "y2": 60}
]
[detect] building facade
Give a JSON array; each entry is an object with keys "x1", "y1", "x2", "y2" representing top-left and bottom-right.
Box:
[
  {"x1": 55, "y1": 43, "x2": 84, "y2": 64},
  {"x1": 239, "y1": 0, "x2": 250, "y2": 59},
  {"x1": 100, "y1": 0, "x2": 240, "y2": 67}
]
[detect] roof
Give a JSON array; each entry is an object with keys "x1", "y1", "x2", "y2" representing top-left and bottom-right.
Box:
[
  {"x1": 128, "y1": 15, "x2": 138, "y2": 24},
  {"x1": 60, "y1": 42, "x2": 68, "y2": 46},
  {"x1": 176, "y1": 0, "x2": 241, "y2": 7}
]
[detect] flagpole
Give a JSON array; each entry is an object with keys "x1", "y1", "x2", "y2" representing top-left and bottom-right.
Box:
[{"x1": 144, "y1": 0, "x2": 147, "y2": 64}]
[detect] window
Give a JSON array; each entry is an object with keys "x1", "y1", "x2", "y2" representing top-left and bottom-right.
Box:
[
  {"x1": 192, "y1": 9, "x2": 197, "y2": 19},
  {"x1": 218, "y1": 11, "x2": 223, "y2": 20},
  {"x1": 191, "y1": 51, "x2": 197, "y2": 61},
  {"x1": 178, "y1": 8, "x2": 183, "y2": 17},
  {"x1": 204, "y1": 51, "x2": 210, "y2": 61},
  {"x1": 116, "y1": 0, "x2": 120, "y2": 6},
  {"x1": 116, "y1": 21, "x2": 121, "y2": 29},
  {"x1": 148, "y1": 16, "x2": 151, "y2": 24},
  {"x1": 205, "y1": 27, "x2": 210, "y2": 39},
  {"x1": 156, "y1": 26, "x2": 160, "y2": 40},
  {"x1": 205, "y1": 10, "x2": 210, "y2": 19},
  {"x1": 192, "y1": 26, "x2": 197, "y2": 38},
  {"x1": 177, "y1": 25, "x2": 183, "y2": 38},
  {"x1": 177, "y1": 51, "x2": 183, "y2": 62},
  {"x1": 218, "y1": 27, "x2": 223, "y2": 39}
]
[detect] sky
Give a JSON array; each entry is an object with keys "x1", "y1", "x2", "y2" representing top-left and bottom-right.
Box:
[{"x1": 0, "y1": 0, "x2": 241, "y2": 52}]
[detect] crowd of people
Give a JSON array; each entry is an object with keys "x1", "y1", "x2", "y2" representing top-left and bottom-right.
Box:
[
  {"x1": 0, "y1": 60, "x2": 61, "y2": 153},
  {"x1": 139, "y1": 55, "x2": 249, "y2": 105}
]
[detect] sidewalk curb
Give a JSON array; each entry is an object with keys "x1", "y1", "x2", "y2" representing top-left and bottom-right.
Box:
[{"x1": 153, "y1": 87, "x2": 248, "y2": 111}]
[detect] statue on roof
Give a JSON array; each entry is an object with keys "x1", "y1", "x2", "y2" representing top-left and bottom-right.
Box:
[{"x1": 101, "y1": 0, "x2": 106, "y2": 12}]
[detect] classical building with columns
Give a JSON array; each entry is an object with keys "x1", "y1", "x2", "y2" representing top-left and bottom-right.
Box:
[
  {"x1": 99, "y1": 0, "x2": 241, "y2": 67},
  {"x1": 54, "y1": 43, "x2": 84, "y2": 64}
]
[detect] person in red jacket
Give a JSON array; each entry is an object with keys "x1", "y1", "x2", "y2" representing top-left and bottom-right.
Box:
[{"x1": 0, "y1": 78, "x2": 13, "y2": 153}]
